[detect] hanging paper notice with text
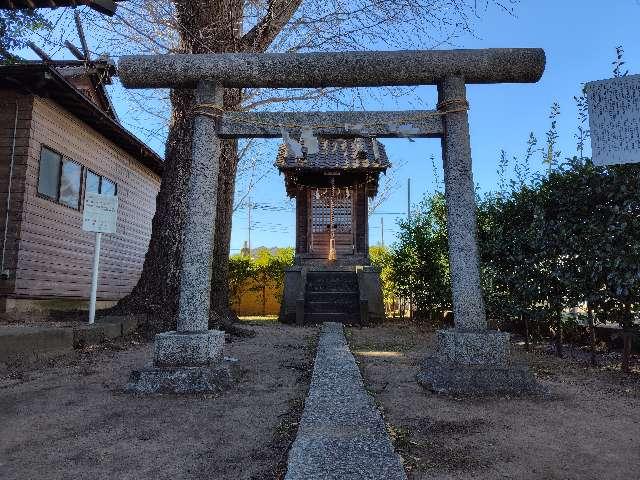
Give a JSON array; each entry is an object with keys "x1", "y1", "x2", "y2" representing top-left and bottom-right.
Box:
[
  {"x1": 82, "y1": 192, "x2": 118, "y2": 234},
  {"x1": 586, "y1": 74, "x2": 640, "y2": 166}
]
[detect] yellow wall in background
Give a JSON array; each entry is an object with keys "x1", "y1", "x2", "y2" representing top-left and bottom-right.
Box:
[{"x1": 231, "y1": 280, "x2": 282, "y2": 316}]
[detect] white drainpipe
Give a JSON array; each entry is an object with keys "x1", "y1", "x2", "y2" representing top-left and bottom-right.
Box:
[{"x1": 1, "y1": 100, "x2": 19, "y2": 279}]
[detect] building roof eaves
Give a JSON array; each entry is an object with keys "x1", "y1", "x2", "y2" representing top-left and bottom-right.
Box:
[{"x1": 0, "y1": 62, "x2": 163, "y2": 177}]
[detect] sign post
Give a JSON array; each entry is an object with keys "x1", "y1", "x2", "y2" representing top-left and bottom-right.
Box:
[
  {"x1": 88, "y1": 232, "x2": 102, "y2": 324},
  {"x1": 82, "y1": 192, "x2": 118, "y2": 324}
]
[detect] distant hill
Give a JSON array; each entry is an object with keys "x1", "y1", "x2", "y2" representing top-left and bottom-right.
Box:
[{"x1": 238, "y1": 243, "x2": 293, "y2": 257}]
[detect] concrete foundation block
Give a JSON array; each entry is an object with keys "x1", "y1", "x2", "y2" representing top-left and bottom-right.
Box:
[
  {"x1": 0, "y1": 327, "x2": 73, "y2": 362},
  {"x1": 280, "y1": 267, "x2": 304, "y2": 324},
  {"x1": 126, "y1": 365, "x2": 231, "y2": 394},
  {"x1": 356, "y1": 267, "x2": 385, "y2": 323},
  {"x1": 96, "y1": 315, "x2": 143, "y2": 336},
  {"x1": 295, "y1": 298, "x2": 305, "y2": 325},
  {"x1": 121, "y1": 315, "x2": 142, "y2": 335},
  {"x1": 153, "y1": 330, "x2": 224, "y2": 367},
  {"x1": 436, "y1": 329, "x2": 510, "y2": 366},
  {"x1": 73, "y1": 322, "x2": 121, "y2": 348}
]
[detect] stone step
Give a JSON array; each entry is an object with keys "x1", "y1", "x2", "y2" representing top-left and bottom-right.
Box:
[
  {"x1": 306, "y1": 301, "x2": 359, "y2": 314},
  {"x1": 305, "y1": 312, "x2": 359, "y2": 325},
  {"x1": 307, "y1": 275, "x2": 358, "y2": 280},
  {"x1": 307, "y1": 287, "x2": 358, "y2": 294},
  {"x1": 306, "y1": 280, "x2": 359, "y2": 293},
  {"x1": 306, "y1": 291, "x2": 359, "y2": 303},
  {"x1": 307, "y1": 272, "x2": 357, "y2": 282}
]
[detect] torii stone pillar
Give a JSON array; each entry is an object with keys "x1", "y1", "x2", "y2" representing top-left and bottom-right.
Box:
[
  {"x1": 438, "y1": 75, "x2": 487, "y2": 332},
  {"x1": 414, "y1": 75, "x2": 539, "y2": 394},
  {"x1": 127, "y1": 82, "x2": 230, "y2": 394},
  {"x1": 119, "y1": 48, "x2": 545, "y2": 394}
]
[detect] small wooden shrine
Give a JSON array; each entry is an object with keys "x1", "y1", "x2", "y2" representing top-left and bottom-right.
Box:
[
  {"x1": 276, "y1": 137, "x2": 390, "y2": 265},
  {"x1": 276, "y1": 136, "x2": 389, "y2": 325}
]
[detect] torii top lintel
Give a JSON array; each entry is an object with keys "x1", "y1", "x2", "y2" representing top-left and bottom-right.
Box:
[{"x1": 118, "y1": 48, "x2": 545, "y2": 90}]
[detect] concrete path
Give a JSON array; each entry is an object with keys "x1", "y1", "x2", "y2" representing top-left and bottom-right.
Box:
[{"x1": 285, "y1": 322, "x2": 407, "y2": 480}]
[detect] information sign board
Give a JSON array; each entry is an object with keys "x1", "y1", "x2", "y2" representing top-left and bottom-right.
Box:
[
  {"x1": 82, "y1": 192, "x2": 118, "y2": 234},
  {"x1": 586, "y1": 75, "x2": 640, "y2": 166}
]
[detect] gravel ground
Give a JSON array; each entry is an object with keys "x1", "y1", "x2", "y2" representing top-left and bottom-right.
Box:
[
  {"x1": 347, "y1": 322, "x2": 640, "y2": 480},
  {"x1": 0, "y1": 323, "x2": 316, "y2": 480}
]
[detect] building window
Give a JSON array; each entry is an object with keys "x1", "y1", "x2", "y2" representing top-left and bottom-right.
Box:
[
  {"x1": 59, "y1": 160, "x2": 82, "y2": 209},
  {"x1": 102, "y1": 178, "x2": 117, "y2": 196},
  {"x1": 85, "y1": 170, "x2": 117, "y2": 196},
  {"x1": 37, "y1": 146, "x2": 118, "y2": 210},
  {"x1": 86, "y1": 170, "x2": 101, "y2": 194},
  {"x1": 37, "y1": 147, "x2": 61, "y2": 200},
  {"x1": 37, "y1": 146, "x2": 82, "y2": 210}
]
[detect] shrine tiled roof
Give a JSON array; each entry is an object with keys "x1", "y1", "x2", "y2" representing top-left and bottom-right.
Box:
[{"x1": 275, "y1": 137, "x2": 391, "y2": 171}]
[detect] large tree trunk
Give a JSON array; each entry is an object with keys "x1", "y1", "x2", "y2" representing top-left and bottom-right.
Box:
[
  {"x1": 588, "y1": 302, "x2": 597, "y2": 367},
  {"x1": 112, "y1": 0, "x2": 302, "y2": 332},
  {"x1": 112, "y1": 89, "x2": 195, "y2": 332},
  {"x1": 208, "y1": 2, "x2": 304, "y2": 325},
  {"x1": 554, "y1": 308, "x2": 563, "y2": 358},
  {"x1": 112, "y1": 0, "x2": 243, "y2": 333},
  {"x1": 622, "y1": 302, "x2": 633, "y2": 374},
  {"x1": 209, "y1": 90, "x2": 241, "y2": 329}
]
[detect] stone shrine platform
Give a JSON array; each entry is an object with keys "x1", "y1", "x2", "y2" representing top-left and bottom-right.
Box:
[
  {"x1": 280, "y1": 266, "x2": 385, "y2": 326},
  {"x1": 285, "y1": 322, "x2": 406, "y2": 480}
]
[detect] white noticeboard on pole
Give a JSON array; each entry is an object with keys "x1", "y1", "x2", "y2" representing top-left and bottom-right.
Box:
[
  {"x1": 586, "y1": 74, "x2": 640, "y2": 166},
  {"x1": 82, "y1": 192, "x2": 118, "y2": 324}
]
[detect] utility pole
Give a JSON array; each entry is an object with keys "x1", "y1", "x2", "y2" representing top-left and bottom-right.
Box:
[
  {"x1": 247, "y1": 197, "x2": 252, "y2": 257},
  {"x1": 407, "y1": 177, "x2": 411, "y2": 219},
  {"x1": 407, "y1": 177, "x2": 412, "y2": 320},
  {"x1": 381, "y1": 216, "x2": 384, "y2": 247}
]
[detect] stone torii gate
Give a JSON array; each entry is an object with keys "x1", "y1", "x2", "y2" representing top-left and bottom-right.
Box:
[{"x1": 123, "y1": 49, "x2": 545, "y2": 394}]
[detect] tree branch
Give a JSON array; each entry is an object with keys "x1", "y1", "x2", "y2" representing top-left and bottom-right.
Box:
[{"x1": 240, "y1": 0, "x2": 303, "y2": 53}]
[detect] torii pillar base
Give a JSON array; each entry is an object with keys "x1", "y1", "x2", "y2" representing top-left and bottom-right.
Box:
[
  {"x1": 417, "y1": 329, "x2": 542, "y2": 395},
  {"x1": 126, "y1": 331, "x2": 231, "y2": 394}
]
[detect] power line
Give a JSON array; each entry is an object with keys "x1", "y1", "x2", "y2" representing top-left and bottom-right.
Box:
[
  {"x1": 247, "y1": 197, "x2": 252, "y2": 253},
  {"x1": 236, "y1": 203, "x2": 294, "y2": 212}
]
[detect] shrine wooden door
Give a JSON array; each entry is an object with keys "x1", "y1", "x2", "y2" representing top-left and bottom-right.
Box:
[{"x1": 308, "y1": 187, "x2": 354, "y2": 259}]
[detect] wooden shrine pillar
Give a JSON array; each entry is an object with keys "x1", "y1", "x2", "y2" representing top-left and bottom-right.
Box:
[
  {"x1": 295, "y1": 187, "x2": 308, "y2": 255},
  {"x1": 354, "y1": 182, "x2": 368, "y2": 257}
]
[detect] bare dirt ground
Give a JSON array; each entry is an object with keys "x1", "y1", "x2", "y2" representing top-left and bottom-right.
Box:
[
  {"x1": 0, "y1": 323, "x2": 316, "y2": 480},
  {"x1": 347, "y1": 322, "x2": 640, "y2": 480}
]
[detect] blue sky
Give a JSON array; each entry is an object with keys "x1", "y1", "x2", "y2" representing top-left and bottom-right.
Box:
[
  {"x1": 20, "y1": 1, "x2": 640, "y2": 252},
  {"x1": 230, "y1": 1, "x2": 640, "y2": 252}
]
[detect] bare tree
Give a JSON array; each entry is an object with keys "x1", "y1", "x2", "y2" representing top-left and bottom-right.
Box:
[{"x1": 57, "y1": 0, "x2": 513, "y2": 331}]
